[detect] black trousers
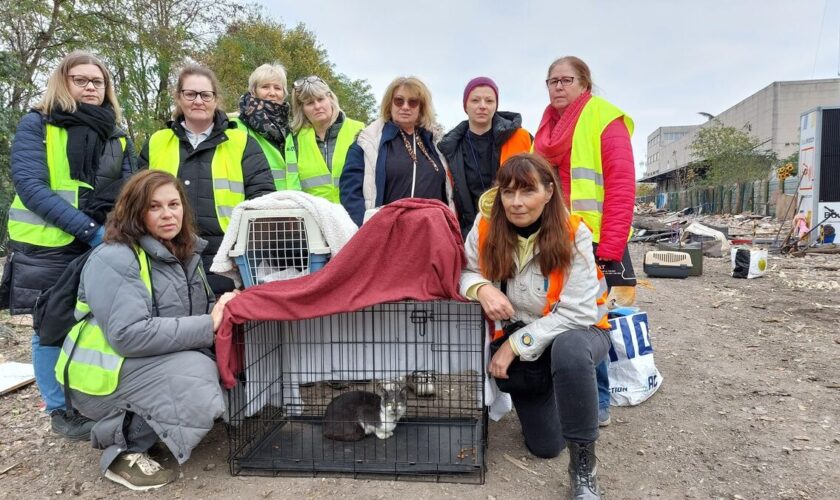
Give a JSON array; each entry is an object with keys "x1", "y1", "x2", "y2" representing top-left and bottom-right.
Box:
[{"x1": 510, "y1": 327, "x2": 612, "y2": 458}]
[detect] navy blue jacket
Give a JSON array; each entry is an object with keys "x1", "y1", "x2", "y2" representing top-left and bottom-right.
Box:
[
  {"x1": 340, "y1": 120, "x2": 442, "y2": 226},
  {"x1": 10, "y1": 111, "x2": 134, "y2": 243}
]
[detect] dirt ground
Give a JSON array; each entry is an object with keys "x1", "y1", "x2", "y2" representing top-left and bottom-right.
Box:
[{"x1": 1, "y1": 241, "x2": 839, "y2": 499}]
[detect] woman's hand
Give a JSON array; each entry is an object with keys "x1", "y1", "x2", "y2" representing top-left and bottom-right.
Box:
[
  {"x1": 488, "y1": 340, "x2": 517, "y2": 379},
  {"x1": 476, "y1": 284, "x2": 515, "y2": 321},
  {"x1": 211, "y1": 290, "x2": 240, "y2": 332}
]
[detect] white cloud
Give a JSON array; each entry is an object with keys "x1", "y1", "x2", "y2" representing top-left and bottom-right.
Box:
[{"x1": 260, "y1": 0, "x2": 840, "y2": 177}]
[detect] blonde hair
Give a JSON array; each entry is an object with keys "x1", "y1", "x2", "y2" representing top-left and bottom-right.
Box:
[
  {"x1": 172, "y1": 64, "x2": 222, "y2": 119},
  {"x1": 248, "y1": 63, "x2": 288, "y2": 97},
  {"x1": 290, "y1": 77, "x2": 341, "y2": 133},
  {"x1": 547, "y1": 56, "x2": 593, "y2": 91},
  {"x1": 379, "y1": 76, "x2": 436, "y2": 131},
  {"x1": 36, "y1": 50, "x2": 122, "y2": 123}
]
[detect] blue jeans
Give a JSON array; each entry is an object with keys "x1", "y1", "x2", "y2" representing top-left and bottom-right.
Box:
[
  {"x1": 31, "y1": 333, "x2": 65, "y2": 412},
  {"x1": 596, "y1": 359, "x2": 610, "y2": 410}
]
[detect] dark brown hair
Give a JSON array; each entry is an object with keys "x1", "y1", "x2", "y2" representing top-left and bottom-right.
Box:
[
  {"x1": 547, "y1": 56, "x2": 593, "y2": 91},
  {"x1": 105, "y1": 170, "x2": 196, "y2": 262},
  {"x1": 173, "y1": 64, "x2": 223, "y2": 118},
  {"x1": 480, "y1": 153, "x2": 573, "y2": 281}
]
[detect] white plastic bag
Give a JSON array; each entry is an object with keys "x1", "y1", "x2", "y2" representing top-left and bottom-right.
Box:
[
  {"x1": 607, "y1": 312, "x2": 663, "y2": 406},
  {"x1": 730, "y1": 247, "x2": 767, "y2": 279}
]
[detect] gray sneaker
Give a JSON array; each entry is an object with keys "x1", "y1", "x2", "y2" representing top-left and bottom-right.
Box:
[
  {"x1": 104, "y1": 452, "x2": 175, "y2": 491},
  {"x1": 598, "y1": 407, "x2": 611, "y2": 427}
]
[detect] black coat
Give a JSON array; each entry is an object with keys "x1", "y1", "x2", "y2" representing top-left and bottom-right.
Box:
[
  {"x1": 438, "y1": 111, "x2": 525, "y2": 238},
  {"x1": 138, "y1": 111, "x2": 275, "y2": 293}
]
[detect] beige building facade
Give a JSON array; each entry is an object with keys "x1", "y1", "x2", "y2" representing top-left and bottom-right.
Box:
[{"x1": 641, "y1": 78, "x2": 840, "y2": 182}]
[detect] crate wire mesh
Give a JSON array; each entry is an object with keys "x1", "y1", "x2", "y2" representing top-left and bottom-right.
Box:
[
  {"x1": 228, "y1": 209, "x2": 330, "y2": 287},
  {"x1": 227, "y1": 300, "x2": 487, "y2": 483}
]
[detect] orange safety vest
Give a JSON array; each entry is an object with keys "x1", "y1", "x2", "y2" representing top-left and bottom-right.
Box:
[
  {"x1": 499, "y1": 128, "x2": 533, "y2": 165},
  {"x1": 477, "y1": 214, "x2": 610, "y2": 340}
]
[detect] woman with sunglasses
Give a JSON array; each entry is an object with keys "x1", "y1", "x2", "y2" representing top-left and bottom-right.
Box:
[
  {"x1": 284, "y1": 76, "x2": 365, "y2": 202},
  {"x1": 1, "y1": 50, "x2": 134, "y2": 441},
  {"x1": 230, "y1": 63, "x2": 293, "y2": 190},
  {"x1": 340, "y1": 76, "x2": 454, "y2": 226},
  {"x1": 438, "y1": 76, "x2": 533, "y2": 239},
  {"x1": 139, "y1": 64, "x2": 275, "y2": 295},
  {"x1": 534, "y1": 56, "x2": 637, "y2": 429}
]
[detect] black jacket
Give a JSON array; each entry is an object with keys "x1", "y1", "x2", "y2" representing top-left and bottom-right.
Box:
[
  {"x1": 138, "y1": 110, "x2": 275, "y2": 293},
  {"x1": 438, "y1": 111, "x2": 525, "y2": 238}
]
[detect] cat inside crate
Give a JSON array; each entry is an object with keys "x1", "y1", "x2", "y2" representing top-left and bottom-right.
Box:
[{"x1": 322, "y1": 380, "x2": 408, "y2": 441}]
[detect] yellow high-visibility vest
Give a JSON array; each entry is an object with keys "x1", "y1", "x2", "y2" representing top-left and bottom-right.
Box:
[
  {"x1": 231, "y1": 117, "x2": 289, "y2": 190},
  {"x1": 55, "y1": 247, "x2": 152, "y2": 396},
  {"x1": 568, "y1": 96, "x2": 634, "y2": 243},
  {"x1": 148, "y1": 128, "x2": 248, "y2": 231},
  {"x1": 7, "y1": 124, "x2": 126, "y2": 247},
  {"x1": 284, "y1": 118, "x2": 364, "y2": 203}
]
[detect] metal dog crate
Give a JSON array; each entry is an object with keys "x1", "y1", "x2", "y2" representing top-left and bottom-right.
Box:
[
  {"x1": 227, "y1": 300, "x2": 487, "y2": 483},
  {"x1": 228, "y1": 209, "x2": 330, "y2": 288}
]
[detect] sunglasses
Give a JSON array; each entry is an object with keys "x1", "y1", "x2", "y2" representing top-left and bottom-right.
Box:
[
  {"x1": 294, "y1": 76, "x2": 325, "y2": 92},
  {"x1": 393, "y1": 96, "x2": 420, "y2": 109}
]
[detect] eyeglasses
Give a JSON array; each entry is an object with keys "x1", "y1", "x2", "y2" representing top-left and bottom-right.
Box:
[
  {"x1": 546, "y1": 76, "x2": 576, "y2": 88},
  {"x1": 69, "y1": 75, "x2": 106, "y2": 89},
  {"x1": 180, "y1": 89, "x2": 216, "y2": 102},
  {"x1": 294, "y1": 76, "x2": 324, "y2": 92},
  {"x1": 393, "y1": 96, "x2": 420, "y2": 109}
]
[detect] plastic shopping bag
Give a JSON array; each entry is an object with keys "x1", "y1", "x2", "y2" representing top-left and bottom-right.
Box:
[
  {"x1": 607, "y1": 310, "x2": 663, "y2": 406},
  {"x1": 731, "y1": 247, "x2": 767, "y2": 279}
]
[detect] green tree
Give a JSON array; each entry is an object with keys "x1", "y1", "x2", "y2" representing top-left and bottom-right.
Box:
[
  {"x1": 206, "y1": 17, "x2": 376, "y2": 125},
  {"x1": 77, "y1": 0, "x2": 247, "y2": 149},
  {"x1": 689, "y1": 121, "x2": 775, "y2": 185}
]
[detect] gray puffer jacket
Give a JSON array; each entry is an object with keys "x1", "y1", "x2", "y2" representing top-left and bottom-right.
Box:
[{"x1": 72, "y1": 235, "x2": 224, "y2": 470}]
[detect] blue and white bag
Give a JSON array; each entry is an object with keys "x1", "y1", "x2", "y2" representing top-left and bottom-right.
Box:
[{"x1": 607, "y1": 310, "x2": 663, "y2": 406}]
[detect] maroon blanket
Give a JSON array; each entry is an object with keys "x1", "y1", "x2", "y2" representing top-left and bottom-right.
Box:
[{"x1": 215, "y1": 199, "x2": 466, "y2": 388}]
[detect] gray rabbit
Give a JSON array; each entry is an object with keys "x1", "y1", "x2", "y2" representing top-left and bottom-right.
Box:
[{"x1": 322, "y1": 380, "x2": 408, "y2": 441}]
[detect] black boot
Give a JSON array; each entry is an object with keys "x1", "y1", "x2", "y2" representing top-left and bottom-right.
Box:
[
  {"x1": 567, "y1": 440, "x2": 600, "y2": 500},
  {"x1": 51, "y1": 409, "x2": 94, "y2": 441}
]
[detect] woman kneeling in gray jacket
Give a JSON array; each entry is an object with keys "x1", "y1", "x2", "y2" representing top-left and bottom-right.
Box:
[{"x1": 56, "y1": 170, "x2": 238, "y2": 491}]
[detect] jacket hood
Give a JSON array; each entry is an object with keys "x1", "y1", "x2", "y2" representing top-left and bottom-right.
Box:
[
  {"x1": 439, "y1": 110, "x2": 523, "y2": 156},
  {"x1": 477, "y1": 187, "x2": 497, "y2": 220}
]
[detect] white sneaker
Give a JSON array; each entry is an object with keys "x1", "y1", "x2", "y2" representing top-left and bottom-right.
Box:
[{"x1": 104, "y1": 452, "x2": 175, "y2": 491}]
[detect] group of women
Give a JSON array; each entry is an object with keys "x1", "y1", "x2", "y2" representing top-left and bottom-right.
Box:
[{"x1": 1, "y1": 49, "x2": 635, "y2": 499}]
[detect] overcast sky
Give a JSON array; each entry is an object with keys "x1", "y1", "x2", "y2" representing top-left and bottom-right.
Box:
[{"x1": 260, "y1": 0, "x2": 840, "y2": 179}]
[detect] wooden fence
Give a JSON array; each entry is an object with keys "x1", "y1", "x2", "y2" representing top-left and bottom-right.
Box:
[{"x1": 636, "y1": 178, "x2": 800, "y2": 217}]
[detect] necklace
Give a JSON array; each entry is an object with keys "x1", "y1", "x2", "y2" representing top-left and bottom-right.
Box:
[{"x1": 399, "y1": 129, "x2": 439, "y2": 172}]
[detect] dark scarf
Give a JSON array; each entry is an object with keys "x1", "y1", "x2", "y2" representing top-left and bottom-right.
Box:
[
  {"x1": 48, "y1": 102, "x2": 115, "y2": 185},
  {"x1": 513, "y1": 216, "x2": 542, "y2": 238},
  {"x1": 238, "y1": 92, "x2": 291, "y2": 151}
]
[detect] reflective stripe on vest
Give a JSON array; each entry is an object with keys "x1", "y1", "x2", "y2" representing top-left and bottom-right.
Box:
[
  {"x1": 284, "y1": 118, "x2": 364, "y2": 203},
  {"x1": 569, "y1": 96, "x2": 634, "y2": 243},
  {"x1": 7, "y1": 126, "x2": 126, "y2": 247},
  {"x1": 476, "y1": 214, "x2": 610, "y2": 341},
  {"x1": 55, "y1": 247, "x2": 153, "y2": 396},
  {"x1": 231, "y1": 118, "x2": 288, "y2": 190},
  {"x1": 148, "y1": 127, "x2": 247, "y2": 231}
]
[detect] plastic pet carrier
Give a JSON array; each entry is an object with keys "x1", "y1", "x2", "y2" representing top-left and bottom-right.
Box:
[
  {"x1": 643, "y1": 250, "x2": 692, "y2": 278},
  {"x1": 227, "y1": 300, "x2": 487, "y2": 483},
  {"x1": 228, "y1": 209, "x2": 330, "y2": 287}
]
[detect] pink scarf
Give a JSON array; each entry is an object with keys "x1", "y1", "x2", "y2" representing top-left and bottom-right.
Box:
[{"x1": 533, "y1": 91, "x2": 592, "y2": 168}]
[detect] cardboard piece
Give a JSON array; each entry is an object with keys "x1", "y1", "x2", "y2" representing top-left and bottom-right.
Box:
[{"x1": 0, "y1": 362, "x2": 35, "y2": 395}]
